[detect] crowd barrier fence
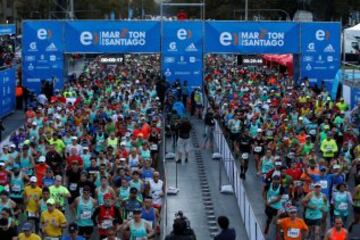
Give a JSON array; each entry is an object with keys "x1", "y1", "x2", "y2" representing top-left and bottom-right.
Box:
[{"x1": 214, "y1": 121, "x2": 265, "y2": 240}]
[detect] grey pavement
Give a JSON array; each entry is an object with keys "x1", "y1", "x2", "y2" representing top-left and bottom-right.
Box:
[{"x1": 165, "y1": 116, "x2": 248, "y2": 240}]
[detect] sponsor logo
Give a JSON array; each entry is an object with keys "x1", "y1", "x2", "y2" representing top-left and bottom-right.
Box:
[
  {"x1": 37, "y1": 28, "x2": 52, "y2": 40},
  {"x1": 193, "y1": 71, "x2": 201, "y2": 75},
  {"x1": 177, "y1": 28, "x2": 192, "y2": 40},
  {"x1": 80, "y1": 29, "x2": 147, "y2": 47},
  {"x1": 219, "y1": 29, "x2": 285, "y2": 47},
  {"x1": 327, "y1": 56, "x2": 334, "y2": 62},
  {"x1": 174, "y1": 71, "x2": 191, "y2": 75},
  {"x1": 29, "y1": 42, "x2": 37, "y2": 51},
  {"x1": 46, "y1": 43, "x2": 58, "y2": 51},
  {"x1": 307, "y1": 42, "x2": 315, "y2": 52},
  {"x1": 27, "y1": 63, "x2": 34, "y2": 71},
  {"x1": 313, "y1": 66, "x2": 327, "y2": 70},
  {"x1": 25, "y1": 56, "x2": 36, "y2": 62},
  {"x1": 168, "y1": 42, "x2": 177, "y2": 51},
  {"x1": 50, "y1": 55, "x2": 57, "y2": 61},
  {"x1": 315, "y1": 29, "x2": 330, "y2": 41},
  {"x1": 189, "y1": 56, "x2": 196, "y2": 63},
  {"x1": 306, "y1": 63, "x2": 312, "y2": 71},
  {"x1": 164, "y1": 68, "x2": 172, "y2": 77},
  {"x1": 303, "y1": 56, "x2": 313, "y2": 62},
  {"x1": 164, "y1": 57, "x2": 175, "y2": 63},
  {"x1": 315, "y1": 55, "x2": 325, "y2": 64},
  {"x1": 35, "y1": 65, "x2": 50, "y2": 70},
  {"x1": 185, "y1": 43, "x2": 198, "y2": 52},
  {"x1": 324, "y1": 44, "x2": 335, "y2": 53},
  {"x1": 178, "y1": 56, "x2": 186, "y2": 64}
]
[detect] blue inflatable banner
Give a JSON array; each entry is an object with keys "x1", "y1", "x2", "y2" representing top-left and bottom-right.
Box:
[
  {"x1": 162, "y1": 21, "x2": 203, "y2": 89},
  {"x1": 22, "y1": 21, "x2": 64, "y2": 93},
  {"x1": 64, "y1": 21, "x2": 160, "y2": 53},
  {"x1": 300, "y1": 22, "x2": 341, "y2": 90},
  {"x1": 0, "y1": 24, "x2": 15, "y2": 35},
  {"x1": 205, "y1": 21, "x2": 300, "y2": 54},
  {"x1": 0, "y1": 67, "x2": 16, "y2": 117}
]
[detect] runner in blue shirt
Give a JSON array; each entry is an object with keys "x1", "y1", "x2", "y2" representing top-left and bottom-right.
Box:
[{"x1": 61, "y1": 223, "x2": 85, "y2": 240}]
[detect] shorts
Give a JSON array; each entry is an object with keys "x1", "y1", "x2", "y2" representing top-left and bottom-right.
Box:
[
  {"x1": 78, "y1": 226, "x2": 94, "y2": 236},
  {"x1": 265, "y1": 206, "x2": 278, "y2": 218},
  {"x1": 305, "y1": 218, "x2": 321, "y2": 226},
  {"x1": 354, "y1": 206, "x2": 360, "y2": 214},
  {"x1": 177, "y1": 137, "x2": 191, "y2": 154},
  {"x1": 11, "y1": 197, "x2": 23, "y2": 205}
]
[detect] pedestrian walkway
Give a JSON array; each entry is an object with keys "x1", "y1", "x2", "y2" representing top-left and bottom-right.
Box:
[{"x1": 165, "y1": 116, "x2": 247, "y2": 239}]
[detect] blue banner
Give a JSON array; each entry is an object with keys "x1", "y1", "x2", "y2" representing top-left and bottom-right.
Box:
[
  {"x1": 0, "y1": 67, "x2": 16, "y2": 117},
  {"x1": 0, "y1": 24, "x2": 15, "y2": 35},
  {"x1": 64, "y1": 21, "x2": 160, "y2": 53},
  {"x1": 22, "y1": 21, "x2": 64, "y2": 93},
  {"x1": 205, "y1": 21, "x2": 299, "y2": 54},
  {"x1": 300, "y1": 22, "x2": 341, "y2": 91},
  {"x1": 162, "y1": 21, "x2": 203, "y2": 89}
]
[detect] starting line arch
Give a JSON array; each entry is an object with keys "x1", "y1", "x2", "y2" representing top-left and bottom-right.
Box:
[{"x1": 22, "y1": 20, "x2": 340, "y2": 93}]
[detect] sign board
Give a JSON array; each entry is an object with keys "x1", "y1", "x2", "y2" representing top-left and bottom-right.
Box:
[
  {"x1": 162, "y1": 21, "x2": 203, "y2": 89},
  {"x1": 237, "y1": 55, "x2": 263, "y2": 65},
  {"x1": 22, "y1": 21, "x2": 64, "y2": 93},
  {"x1": 0, "y1": 67, "x2": 16, "y2": 117},
  {"x1": 64, "y1": 21, "x2": 160, "y2": 53},
  {"x1": 205, "y1": 22, "x2": 300, "y2": 54},
  {"x1": 300, "y1": 22, "x2": 341, "y2": 91}
]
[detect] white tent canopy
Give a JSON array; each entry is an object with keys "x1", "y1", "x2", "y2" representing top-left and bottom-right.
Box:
[{"x1": 344, "y1": 23, "x2": 360, "y2": 54}]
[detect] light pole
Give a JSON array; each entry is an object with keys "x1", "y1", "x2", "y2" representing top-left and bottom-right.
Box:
[{"x1": 245, "y1": 0, "x2": 248, "y2": 20}]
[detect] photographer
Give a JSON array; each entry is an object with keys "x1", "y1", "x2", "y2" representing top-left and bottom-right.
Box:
[{"x1": 165, "y1": 212, "x2": 196, "y2": 240}]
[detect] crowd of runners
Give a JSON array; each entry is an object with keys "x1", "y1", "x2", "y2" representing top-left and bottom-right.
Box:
[
  {"x1": 205, "y1": 55, "x2": 360, "y2": 240},
  {"x1": 0, "y1": 55, "x2": 166, "y2": 240}
]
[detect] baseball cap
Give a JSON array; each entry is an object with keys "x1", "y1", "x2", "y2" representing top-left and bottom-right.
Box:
[
  {"x1": 38, "y1": 156, "x2": 46, "y2": 163},
  {"x1": 133, "y1": 208, "x2": 142, "y2": 214},
  {"x1": 0, "y1": 161, "x2": 5, "y2": 167},
  {"x1": 313, "y1": 182, "x2": 322, "y2": 188},
  {"x1": 68, "y1": 223, "x2": 78, "y2": 233},
  {"x1": 71, "y1": 136, "x2": 78, "y2": 140},
  {"x1": 275, "y1": 161, "x2": 282, "y2": 166},
  {"x1": 21, "y1": 222, "x2": 33, "y2": 231},
  {"x1": 9, "y1": 144, "x2": 16, "y2": 148},
  {"x1": 46, "y1": 198, "x2": 56, "y2": 205},
  {"x1": 320, "y1": 166, "x2": 326, "y2": 171},
  {"x1": 333, "y1": 164, "x2": 341, "y2": 170},
  {"x1": 30, "y1": 176, "x2": 37, "y2": 183},
  {"x1": 103, "y1": 193, "x2": 113, "y2": 200}
]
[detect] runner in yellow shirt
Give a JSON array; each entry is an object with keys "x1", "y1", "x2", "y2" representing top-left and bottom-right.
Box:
[
  {"x1": 18, "y1": 222, "x2": 41, "y2": 240},
  {"x1": 24, "y1": 176, "x2": 42, "y2": 218},
  {"x1": 40, "y1": 198, "x2": 67, "y2": 238}
]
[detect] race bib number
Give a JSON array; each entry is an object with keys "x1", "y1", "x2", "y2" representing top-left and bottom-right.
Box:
[
  {"x1": 28, "y1": 211, "x2": 36, "y2": 218},
  {"x1": 294, "y1": 181, "x2": 303, "y2": 187},
  {"x1": 338, "y1": 202, "x2": 348, "y2": 210},
  {"x1": 101, "y1": 220, "x2": 113, "y2": 229},
  {"x1": 69, "y1": 183, "x2": 77, "y2": 191},
  {"x1": 320, "y1": 180, "x2": 328, "y2": 189},
  {"x1": 12, "y1": 185, "x2": 21, "y2": 192},
  {"x1": 80, "y1": 210, "x2": 91, "y2": 220},
  {"x1": 150, "y1": 144, "x2": 158, "y2": 151},
  {"x1": 287, "y1": 228, "x2": 300, "y2": 238},
  {"x1": 254, "y1": 146, "x2": 262, "y2": 153}
]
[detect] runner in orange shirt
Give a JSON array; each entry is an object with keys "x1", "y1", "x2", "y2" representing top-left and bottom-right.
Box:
[{"x1": 277, "y1": 206, "x2": 308, "y2": 240}]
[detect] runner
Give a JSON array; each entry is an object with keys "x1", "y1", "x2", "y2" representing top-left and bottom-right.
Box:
[
  {"x1": 302, "y1": 182, "x2": 328, "y2": 240},
  {"x1": 40, "y1": 198, "x2": 67, "y2": 239},
  {"x1": 18, "y1": 222, "x2": 41, "y2": 240},
  {"x1": 277, "y1": 206, "x2": 308, "y2": 240},
  {"x1": 71, "y1": 185, "x2": 97, "y2": 239},
  {"x1": 324, "y1": 217, "x2": 349, "y2": 240}
]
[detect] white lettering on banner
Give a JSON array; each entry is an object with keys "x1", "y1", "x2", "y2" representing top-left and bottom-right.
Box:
[
  {"x1": 220, "y1": 32, "x2": 232, "y2": 46},
  {"x1": 316, "y1": 29, "x2": 325, "y2": 41},
  {"x1": 37, "y1": 28, "x2": 48, "y2": 40},
  {"x1": 177, "y1": 28, "x2": 188, "y2": 40},
  {"x1": 80, "y1": 30, "x2": 147, "y2": 47},
  {"x1": 80, "y1": 31, "x2": 93, "y2": 46},
  {"x1": 27, "y1": 78, "x2": 41, "y2": 82},
  {"x1": 220, "y1": 31, "x2": 286, "y2": 47}
]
